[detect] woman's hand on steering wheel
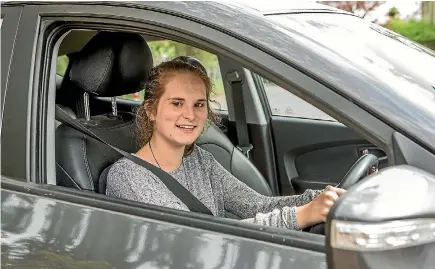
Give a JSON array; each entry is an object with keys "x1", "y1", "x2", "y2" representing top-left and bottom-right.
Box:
[
  {"x1": 296, "y1": 186, "x2": 346, "y2": 229},
  {"x1": 302, "y1": 154, "x2": 379, "y2": 234}
]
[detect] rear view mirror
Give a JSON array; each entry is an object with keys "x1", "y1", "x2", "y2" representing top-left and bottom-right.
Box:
[{"x1": 326, "y1": 165, "x2": 435, "y2": 269}]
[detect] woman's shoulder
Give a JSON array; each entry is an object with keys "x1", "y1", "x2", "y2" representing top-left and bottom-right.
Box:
[
  {"x1": 107, "y1": 156, "x2": 154, "y2": 181},
  {"x1": 109, "y1": 156, "x2": 137, "y2": 172}
]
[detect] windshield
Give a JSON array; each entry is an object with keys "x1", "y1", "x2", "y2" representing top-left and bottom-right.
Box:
[{"x1": 265, "y1": 13, "x2": 435, "y2": 148}]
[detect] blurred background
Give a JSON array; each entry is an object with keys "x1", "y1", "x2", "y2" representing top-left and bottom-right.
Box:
[{"x1": 321, "y1": 1, "x2": 435, "y2": 49}]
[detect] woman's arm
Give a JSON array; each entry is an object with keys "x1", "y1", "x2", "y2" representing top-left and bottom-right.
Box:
[{"x1": 205, "y1": 151, "x2": 322, "y2": 230}]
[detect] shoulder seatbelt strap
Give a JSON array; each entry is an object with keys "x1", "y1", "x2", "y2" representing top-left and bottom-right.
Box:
[
  {"x1": 55, "y1": 105, "x2": 213, "y2": 216},
  {"x1": 227, "y1": 70, "x2": 253, "y2": 159}
]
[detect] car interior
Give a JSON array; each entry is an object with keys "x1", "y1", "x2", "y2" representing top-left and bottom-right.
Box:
[{"x1": 53, "y1": 28, "x2": 388, "y2": 222}]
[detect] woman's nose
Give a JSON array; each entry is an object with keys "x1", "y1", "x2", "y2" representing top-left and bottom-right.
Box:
[{"x1": 182, "y1": 106, "x2": 195, "y2": 120}]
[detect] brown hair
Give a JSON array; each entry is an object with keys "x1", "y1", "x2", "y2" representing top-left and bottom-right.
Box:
[{"x1": 136, "y1": 59, "x2": 219, "y2": 154}]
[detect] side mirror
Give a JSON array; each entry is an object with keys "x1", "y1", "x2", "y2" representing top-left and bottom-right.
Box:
[{"x1": 326, "y1": 165, "x2": 435, "y2": 269}]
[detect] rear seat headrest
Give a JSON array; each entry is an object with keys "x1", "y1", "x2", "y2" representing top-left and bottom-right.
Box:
[{"x1": 68, "y1": 31, "x2": 153, "y2": 97}]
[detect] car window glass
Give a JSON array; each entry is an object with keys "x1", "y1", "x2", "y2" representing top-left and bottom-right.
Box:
[{"x1": 259, "y1": 76, "x2": 336, "y2": 121}]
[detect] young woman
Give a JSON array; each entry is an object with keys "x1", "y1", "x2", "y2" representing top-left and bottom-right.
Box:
[{"x1": 106, "y1": 58, "x2": 345, "y2": 230}]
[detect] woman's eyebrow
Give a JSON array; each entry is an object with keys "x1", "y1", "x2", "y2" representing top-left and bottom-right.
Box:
[
  {"x1": 167, "y1": 97, "x2": 206, "y2": 102},
  {"x1": 168, "y1": 97, "x2": 185, "y2": 101}
]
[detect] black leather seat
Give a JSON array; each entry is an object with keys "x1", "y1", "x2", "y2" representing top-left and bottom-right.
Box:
[
  {"x1": 56, "y1": 31, "x2": 152, "y2": 191},
  {"x1": 55, "y1": 31, "x2": 272, "y2": 198}
]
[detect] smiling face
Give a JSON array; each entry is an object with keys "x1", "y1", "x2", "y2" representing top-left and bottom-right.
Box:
[{"x1": 149, "y1": 72, "x2": 208, "y2": 148}]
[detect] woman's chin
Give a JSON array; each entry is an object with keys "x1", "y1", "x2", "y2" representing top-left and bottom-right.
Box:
[
  {"x1": 178, "y1": 138, "x2": 198, "y2": 147},
  {"x1": 173, "y1": 135, "x2": 200, "y2": 147}
]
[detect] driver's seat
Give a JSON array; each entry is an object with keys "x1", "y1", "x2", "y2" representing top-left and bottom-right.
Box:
[{"x1": 55, "y1": 31, "x2": 272, "y2": 204}]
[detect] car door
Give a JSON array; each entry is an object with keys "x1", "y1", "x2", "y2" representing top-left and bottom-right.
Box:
[
  {"x1": 0, "y1": 6, "x2": 22, "y2": 124},
  {"x1": 1, "y1": 2, "x2": 327, "y2": 268},
  {"x1": 252, "y1": 76, "x2": 387, "y2": 195},
  {"x1": 2, "y1": 176, "x2": 327, "y2": 269}
]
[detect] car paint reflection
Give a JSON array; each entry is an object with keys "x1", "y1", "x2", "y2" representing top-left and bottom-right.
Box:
[{"x1": 1, "y1": 190, "x2": 326, "y2": 269}]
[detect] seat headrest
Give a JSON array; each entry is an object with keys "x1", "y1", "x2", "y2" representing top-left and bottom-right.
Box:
[
  {"x1": 172, "y1": 56, "x2": 207, "y2": 75},
  {"x1": 68, "y1": 31, "x2": 153, "y2": 97}
]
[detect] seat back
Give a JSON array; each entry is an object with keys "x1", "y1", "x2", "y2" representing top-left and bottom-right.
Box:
[
  {"x1": 56, "y1": 114, "x2": 140, "y2": 191},
  {"x1": 196, "y1": 125, "x2": 272, "y2": 196},
  {"x1": 56, "y1": 31, "x2": 152, "y2": 191}
]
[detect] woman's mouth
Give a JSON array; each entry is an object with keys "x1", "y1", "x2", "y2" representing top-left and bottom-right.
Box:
[{"x1": 176, "y1": 124, "x2": 196, "y2": 132}]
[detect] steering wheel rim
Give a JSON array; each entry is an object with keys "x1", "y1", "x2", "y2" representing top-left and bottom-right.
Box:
[{"x1": 307, "y1": 154, "x2": 379, "y2": 235}]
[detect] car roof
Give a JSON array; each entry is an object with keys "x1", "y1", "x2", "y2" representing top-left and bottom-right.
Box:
[
  {"x1": 4, "y1": 1, "x2": 435, "y2": 152},
  {"x1": 231, "y1": 1, "x2": 346, "y2": 15},
  {"x1": 3, "y1": 0, "x2": 348, "y2": 15}
]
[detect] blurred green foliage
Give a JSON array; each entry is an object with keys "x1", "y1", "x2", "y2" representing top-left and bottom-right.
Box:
[
  {"x1": 383, "y1": 19, "x2": 435, "y2": 50},
  {"x1": 56, "y1": 55, "x2": 69, "y2": 76}
]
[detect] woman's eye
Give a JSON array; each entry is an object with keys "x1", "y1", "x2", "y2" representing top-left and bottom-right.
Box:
[
  {"x1": 195, "y1": 103, "x2": 205, "y2": 108},
  {"x1": 172, "y1": 101, "x2": 183, "y2": 107}
]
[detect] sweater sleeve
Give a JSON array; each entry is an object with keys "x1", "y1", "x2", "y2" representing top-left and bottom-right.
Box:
[{"x1": 206, "y1": 152, "x2": 322, "y2": 230}]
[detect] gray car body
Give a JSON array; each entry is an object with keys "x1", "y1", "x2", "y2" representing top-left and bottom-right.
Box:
[
  {"x1": 1, "y1": 182, "x2": 326, "y2": 269},
  {"x1": 1, "y1": 1, "x2": 435, "y2": 268}
]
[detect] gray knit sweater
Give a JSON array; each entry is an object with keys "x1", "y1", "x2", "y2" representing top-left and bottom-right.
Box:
[{"x1": 106, "y1": 145, "x2": 322, "y2": 230}]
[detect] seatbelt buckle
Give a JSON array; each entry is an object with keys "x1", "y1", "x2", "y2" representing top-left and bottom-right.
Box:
[{"x1": 237, "y1": 144, "x2": 253, "y2": 159}]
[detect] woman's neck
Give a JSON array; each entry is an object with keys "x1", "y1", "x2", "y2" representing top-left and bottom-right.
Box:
[{"x1": 137, "y1": 135, "x2": 185, "y2": 172}]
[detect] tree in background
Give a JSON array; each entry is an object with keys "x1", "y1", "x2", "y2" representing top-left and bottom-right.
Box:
[
  {"x1": 321, "y1": 1, "x2": 435, "y2": 50},
  {"x1": 380, "y1": 7, "x2": 435, "y2": 50},
  {"x1": 422, "y1": 1, "x2": 435, "y2": 25},
  {"x1": 387, "y1": 7, "x2": 400, "y2": 19},
  {"x1": 321, "y1": 1, "x2": 383, "y2": 18}
]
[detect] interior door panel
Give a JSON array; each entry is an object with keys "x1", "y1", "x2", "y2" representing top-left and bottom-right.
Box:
[{"x1": 270, "y1": 116, "x2": 386, "y2": 195}]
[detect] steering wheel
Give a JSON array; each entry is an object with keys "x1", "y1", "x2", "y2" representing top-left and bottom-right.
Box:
[{"x1": 307, "y1": 154, "x2": 379, "y2": 234}]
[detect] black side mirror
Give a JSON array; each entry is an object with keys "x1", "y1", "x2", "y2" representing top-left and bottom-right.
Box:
[{"x1": 326, "y1": 165, "x2": 435, "y2": 269}]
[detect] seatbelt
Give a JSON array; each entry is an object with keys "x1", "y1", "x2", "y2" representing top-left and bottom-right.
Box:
[
  {"x1": 55, "y1": 105, "x2": 213, "y2": 216},
  {"x1": 227, "y1": 70, "x2": 253, "y2": 159}
]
